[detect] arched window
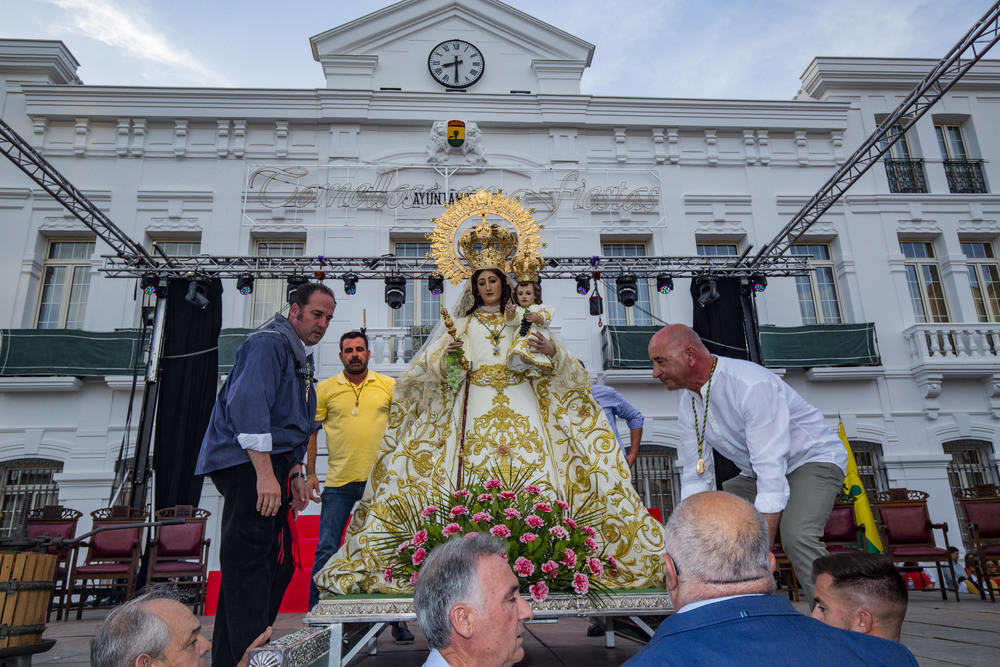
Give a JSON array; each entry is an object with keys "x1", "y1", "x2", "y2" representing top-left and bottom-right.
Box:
[{"x1": 0, "y1": 458, "x2": 64, "y2": 537}]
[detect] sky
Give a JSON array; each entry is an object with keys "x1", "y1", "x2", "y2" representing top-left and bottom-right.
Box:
[{"x1": 0, "y1": 0, "x2": 995, "y2": 100}]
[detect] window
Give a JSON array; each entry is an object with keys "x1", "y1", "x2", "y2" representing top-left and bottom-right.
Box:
[
  {"x1": 961, "y1": 241, "x2": 1000, "y2": 322},
  {"x1": 936, "y1": 123, "x2": 987, "y2": 193},
  {"x1": 603, "y1": 242, "x2": 653, "y2": 326},
  {"x1": 789, "y1": 244, "x2": 843, "y2": 324},
  {"x1": 152, "y1": 240, "x2": 201, "y2": 258},
  {"x1": 0, "y1": 458, "x2": 63, "y2": 537},
  {"x1": 36, "y1": 240, "x2": 95, "y2": 329},
  {"x1": 944, "y1": 440, "x2": 1000, "y2": 547},
  {"x1": 392, "y1": 242, "x2": 440, "y2": 328},
  {"x1": 250, "y1": 240, "x2": 304, "y2": 328},
  {"x1": 847, "y1": 441, "x2": 889, "y2": 498},
  {"x1": 879, "y1": 124, "x2": 927, "y2": 193},
  {"x1": 631, "y1": 446, "x2": 680, "y2": 524},
  {"x1": 900, "y1": 241, "x2": 950, "y2": 323},
  {"x1": 696, "y1": 243, "x2": 739, "y2": 258}
]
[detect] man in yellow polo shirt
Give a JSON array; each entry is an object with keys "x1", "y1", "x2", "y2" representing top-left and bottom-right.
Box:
[{"x1": 305, "y1": 330, "x2": 411, "y2": 639}]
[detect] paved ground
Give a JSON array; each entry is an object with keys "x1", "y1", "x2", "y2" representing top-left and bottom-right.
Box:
[{"x1": 32, "y1": 589, "x2": 1000, "y2": 666}]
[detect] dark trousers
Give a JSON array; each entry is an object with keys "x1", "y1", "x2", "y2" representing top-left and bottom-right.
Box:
[
  {"x1": 210, "y1": 454, "x2": 294, "y2": 667},
  {"x1": 309, "y1": 481, "x2": 366, "y2": 608}
]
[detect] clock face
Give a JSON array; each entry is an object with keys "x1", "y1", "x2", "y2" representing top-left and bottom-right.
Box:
[{"x1": 428, "y1": 40, "x2": 485, "y2": 89}]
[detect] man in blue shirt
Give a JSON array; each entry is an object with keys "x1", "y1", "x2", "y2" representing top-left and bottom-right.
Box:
[
  {"x1": 591, "y1": 383, "x2": 644, "y2": 468},
  {"x1": 196, "y1": 282, "x2": 335, "y2": 667}
]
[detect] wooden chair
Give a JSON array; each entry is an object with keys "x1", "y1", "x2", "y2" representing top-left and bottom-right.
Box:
[
  {"x1": 65, "y1": 506, "x2": 149, "y2": 620},
  {"x1": 24, "y1": 505, "x2": 83, "y2": 621},
  {"x1": 772, "y1": 527, "x2": 799, "y2": 601},
  {"x1": 822, "y1": 498, "x2": 866, "y2": 554},
  {"x1": 873, "y1": 488, "x2": 959, "y2": 602},
  {"x1": 954, "y1": 483, "x2": 1000, "y2": 602},
  {"x1": 145, "y1": 505, "x2": 212, "y2": 614}
]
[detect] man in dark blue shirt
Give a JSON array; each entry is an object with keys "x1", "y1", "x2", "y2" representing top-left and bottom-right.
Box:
[{"x1": 196, "y1": 282, "x2": 335, "y2": 666}]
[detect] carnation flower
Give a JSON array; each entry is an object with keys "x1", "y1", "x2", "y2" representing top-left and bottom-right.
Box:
[
  {"x1": 442, "y1": 522, "x2": 461, "y2": 537},
  {"x1": 607, "y1": 556, "x2": 619, "y2": 572},
  {"x1": 477, "y1": 493, "x2": 494, "y2": 502},
  {"x1": 383, "y1": 566, "x2": 394, "y2": 583},
  {"x1": 572, "y1": 572, "x2": 589, "y2": 595},
  {"x1": 529, "y1": 581, "x2": 550, "y2": 602},
  {"x1": 410, "y1": 571, "x2": 419, "y2": 586},
  {"x1": 548, "y1": 525, "x2": 569, "y2": 540},
  {"x1": 533, "y1": 502, "x2": 552, "y2": 513},
  {"x1": 541, "y1": 560, "x2": 559, "y2": 576},
  {"x1": 450, "y1": 505, "x2": 468, "y2": 517},
  {"x1": 588, "y1": 558, "x2": 604, "y2": 578},
  {"x1": 412, "y1": 547, "x2": 427, "y2": 565},
  {"x1": 514, "y1": 556, "x2": 535, "y2": 577},
  {"x1": 581, "y1": 525, "x2": 596, "y2": 537},
  {"x1": 421, "y1": 505, "x2": 438, "y2": 517},
  {"x1": 412, "y1": 529, "x2": 428, "y2": 546},
  {"x1": 395, "y1": 540, "x2": 411, "y2": 555},
  {"x1": 585, "y1": 537, "x2": 599, "y2": 551},
  {"x1": 556, "y1": 500, "x2": 569, "y2": 510},
  {"x1": 563, "y1": 517, "x2": 578, "y2": 529},
  {"x1": 519, "y1": 532, "x2": 538, "y2": 544},
  {"x1": 490, "y1": 524, "x2": 512, "y2": 538},
  {"x1": 524, "y1": 485, "x2": 542, "y2": 495},
  {"x1": 504, "y1": 508, "x2": 522, "y2": 520},
  {"x1": 561, "y1": 548, "x2": 577, "y2": 568},
  {"x1": 454, "y1": 489, "x2": 471, "y2": 499},
  {"x1": 472, "y1": 511, "x2": 493, "y2": 523},
  {"x1": 484, "y1": 479, "x2": 503, "y2": 490},
  {"x1": 525, "y1": 514, "x2": 544, "y2": 529},
  {"x1": 499, "y1": 490, "x2": 517, "y2": 500}
]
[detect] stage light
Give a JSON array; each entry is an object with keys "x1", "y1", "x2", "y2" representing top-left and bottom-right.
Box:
[
  {"x1": 616, "y1": 274, "x2": 638, "y2": 307},
  {"x1": 575, "y1": 273, "x2": 591, "y2": 295},
  {"x1": 140, "y1": 274, "x2": 158, "y2": 296},
  {"x1": 185, "y1": 279, "x2": 210, "y2": 310},
  {"x1": 656, "y1": 274, "x2": 674, "y2": 295},
  {"x1": 589, "y1": 291, "x2": 604, "y2": 316},
  {"x1": 385, "y1": 276, "x2": 406, "y2": 310},
  {"x1": 286, "y1": 276, "x2": 309, "y2": 303},
  {"x1": 428, "y1": 274, "x2": 444, "y2": 295},
  {"x1": 236, "y1": 274, "x2": 254, "y2": 295},
  {"x1": 547, "y1": 258, "x2": 560, "y2": 268},
  {"x1": 695, "y1": 275, "x2": 720, "y2": 308},
  {"x1": 751, "y1": 273, "x2": 767, "y2": 293},
  {"x1": 342, "y1": 273, "x2": 358, "y2": 296}
]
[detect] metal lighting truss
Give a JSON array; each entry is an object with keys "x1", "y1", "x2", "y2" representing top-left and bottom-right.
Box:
[
  {"x1": 99, "y1": 253, "x2": 811, "y2": 280},
  {"x1": 750, "y1": 0, "x2": 1000, "y2": 267}
]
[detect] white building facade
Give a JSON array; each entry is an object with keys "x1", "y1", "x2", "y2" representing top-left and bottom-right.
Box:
[{"x1": 1, "y1": 0, "x2": 999, "y2": 566}]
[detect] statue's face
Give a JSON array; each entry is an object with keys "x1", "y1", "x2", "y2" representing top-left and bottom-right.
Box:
[{"x1": 476, "y1": 270, "x2": 503, "y2": 307}]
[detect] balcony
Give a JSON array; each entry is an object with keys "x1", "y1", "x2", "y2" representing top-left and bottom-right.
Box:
[
  {"x1": 903, "y1": 324, "x2": 1000, "y2": 419},
  {"x1": 943, "y1": 159, "x2": 987, "y2": 194},
  {"x1": 884, "y1": 159, "x2": 928, "y2": 193}
]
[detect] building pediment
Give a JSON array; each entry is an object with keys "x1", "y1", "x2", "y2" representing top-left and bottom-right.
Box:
[{"x1": 309, "y1": 0, "x2": 594, "y2": 94}]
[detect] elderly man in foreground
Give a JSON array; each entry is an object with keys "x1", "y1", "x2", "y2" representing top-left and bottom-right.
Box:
[
  {"x1": 623, "y1": 492, "x2": 918, "y2": 666},
  {"x1": 812, "y1": 552, "x2": 909, "y2": 642},
  {"x1": 413, "y1": 533, "x2": 534, "y2": 667},
  {"x1": 90, "y1": 588, "x2": 269, "y2": 667}
]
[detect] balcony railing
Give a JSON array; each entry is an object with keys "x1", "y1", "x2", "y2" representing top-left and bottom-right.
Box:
[
  {"x1": 903, "y1": 324, "x2": 1000, "y2": 371},
  {"x1": 943, "y1": 159, "x2": 987, "y2": 194},
  {"x1": 884, "y1": 159, "x2": 928, "y2": 193}
]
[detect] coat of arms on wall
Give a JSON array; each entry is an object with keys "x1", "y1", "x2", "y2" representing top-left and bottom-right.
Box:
[{"x1": 426, "y1": 120, "x2": 487, "y2": 166}]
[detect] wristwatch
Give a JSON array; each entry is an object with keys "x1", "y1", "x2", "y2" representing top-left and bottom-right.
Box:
[{"x1": 289, "y1": 471, "x2": 306, "y2": 481}]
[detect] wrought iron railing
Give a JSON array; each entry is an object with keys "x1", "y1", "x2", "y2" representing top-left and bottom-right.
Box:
[
  {"x1": 884, "y1": 158, "x2": 928, "y2": 193},
  {"x1": 943, "y1": 159, "x2": 987, "y2": 193},
  {"x1": 630, "y1": 447, "x2": 680, "y2": 523}
]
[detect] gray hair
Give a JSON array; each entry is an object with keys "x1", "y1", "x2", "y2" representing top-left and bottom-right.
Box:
[
  {"x1": 665, "y1": 492, "x2": 773, "y2": 587},
  {"x1": 90, "y1": 587, "x2": 182, "y2": 667},
  {"x1": 413, "y1": 533, "x2": 507, "y2": 650}
]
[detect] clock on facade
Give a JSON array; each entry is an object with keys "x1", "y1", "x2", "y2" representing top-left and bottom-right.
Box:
[{"x1": 427, "y1": 40, "x2": 485, "y2": 89}]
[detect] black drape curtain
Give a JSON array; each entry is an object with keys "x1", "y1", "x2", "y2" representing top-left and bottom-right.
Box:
[
  {"x1": 690, "y1": 276, "x2": 751, "y2": 489},
  {"x1": 152, "y1": 278, "x2": 224, "y2": 510}
]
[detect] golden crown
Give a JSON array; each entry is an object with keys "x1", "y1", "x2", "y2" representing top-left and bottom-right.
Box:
[
  {"x1": 428, "y1": 189, "x2": 545, "y2": 285},
  {"x1": 511, "y1": 251, "x2": 544, "y2": 283}
]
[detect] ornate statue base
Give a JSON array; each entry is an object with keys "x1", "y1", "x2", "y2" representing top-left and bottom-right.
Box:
[{"x1": 246, "y1": 591, "x2": 674, "y2": 667}]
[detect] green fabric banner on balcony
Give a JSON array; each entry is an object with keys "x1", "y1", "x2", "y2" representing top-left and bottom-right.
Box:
[
  {"x1": 758, "y1": 323, "x2": 880, "y2": 367},
  {"x1": 0, "y1": 328, "x2": 254, "y2": 376}
]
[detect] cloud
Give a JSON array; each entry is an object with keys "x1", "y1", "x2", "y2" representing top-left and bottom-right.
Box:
[{"x1": 43, "y1": 0, "x2": 231, "y2": 86}]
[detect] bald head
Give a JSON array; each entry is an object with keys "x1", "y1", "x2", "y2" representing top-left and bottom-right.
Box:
[
  {"x1": 649, "y1": 324, "x2": 714, "y2": 393},
  {"x1": 664, "y1": 492, "x2": 775, "y2": 609}
]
